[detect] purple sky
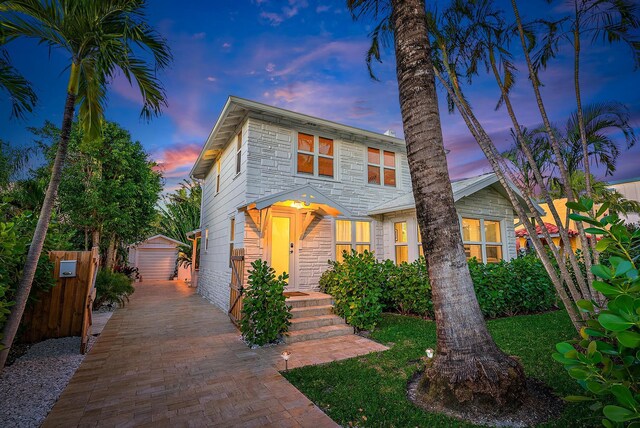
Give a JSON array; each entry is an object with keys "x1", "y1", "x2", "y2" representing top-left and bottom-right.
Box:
[{"x1": 1, "y1": 0, "x2": 638, "y2": 191}]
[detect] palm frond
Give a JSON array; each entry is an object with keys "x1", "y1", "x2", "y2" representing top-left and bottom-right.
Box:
[{"x1": 0, "y1": 48, "x2": 37, "y2": 118}]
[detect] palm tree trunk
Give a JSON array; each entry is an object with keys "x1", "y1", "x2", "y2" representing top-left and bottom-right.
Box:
[
  {"x1": 0, "y1": 64, "x2": 79, "y2": 370},
  {"x1": 390, "y1": 0, "x2": 526, "y2": 410}
]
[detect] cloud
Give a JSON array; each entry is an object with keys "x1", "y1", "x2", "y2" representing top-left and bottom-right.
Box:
[
  {"x1": 192, "y1": 32, "x2": 206, "y2": 40},
  {"x1": 316, "y1": 5, "x2": 330, "y2": 13},
  {"x1": 259, "y1": 0, "x2": 309, "y2": 26},
  {"x1": 206, "y1": 76, "x2": 217, "y2": 82},
  {"x1": 153, "y1": 142, "x2": 202, "y2": 179},
  {"x1": 222, "y1": 42, "x2": 232, "y2": 48}
]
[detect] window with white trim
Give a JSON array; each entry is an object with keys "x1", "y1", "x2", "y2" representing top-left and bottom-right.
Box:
[
  {"x1": 394, "y1": 221, "x2": 408, "y2": 264},
  {"x1": 229, "y1": 218, "x2": 235, "y2": 267},
  {"x1": 417, "y1": 223, "x2": 424, "y2": 258},
  {"x1": 215, "y1": 160, "x2": 221, "y2": 194},
  {"x1": 204, "y1": 228, "x2": 209, "y2": 252},
  {"x1": 235, "y1": 131, "x2": 242, "y2": 175},
  {"x1": 367, "y1": 147, "x2": 396, "y2": 187},
  {"x1": 296, "y1": 132, "x2": 334, "y2": 178},
  {"x1": 462, "y1": 218, "x2": 503, "y2": 263},
  {"x1": 335, "y1": 220, "x2": 371, "y2": 262}
]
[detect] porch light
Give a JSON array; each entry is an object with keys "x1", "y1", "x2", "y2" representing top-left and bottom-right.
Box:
[
  {"x1": 281, "y1": 350, "x2": 291, "y2": 372},
  {"x1": 290, "y1": 201, "x2": 304, "y2": 210},
  {"x1": 425, "y1": 348, "x2": 434, "y2": 359}
]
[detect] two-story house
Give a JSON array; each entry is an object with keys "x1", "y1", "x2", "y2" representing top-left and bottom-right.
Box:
[{"x1": 190, "y1": 96, "x2": 540, "y2": 312}]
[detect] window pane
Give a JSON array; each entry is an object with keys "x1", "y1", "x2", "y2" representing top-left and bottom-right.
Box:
[
  {"x1": 355, "y1": 221, "x2": 370, "y2": 242},
  {"x1": 418, "y1": 245, "x2": 424, "y2": 257},
  {"x1": 394, "y1": 222, "x2": 407, "y2": 243},
  {"x1": 368, "y1": 147, "x2": 380, "y2": 164},
  {"x1": 298, "y1": 133, "x2": 314, "y2": 152},
  {"x1": 384, "y1": 168, "x2": 396, "y2": 187},
  {"x1": 336, "y1": 220, "x2": 352, "y2": 242},
  {"x1": 485, "y1": 220, "x2": 501, "y2": 243},
  {"x1": 230, "y1": 218, "x2": 235, "y2": 240},
  {"x1": 236, "y1": 151, "x2": 242, "y2": 174},
  {"x1": 383, "y1": 151, "x2": 395, "y2": 167},
  {"x1": 319, "y1": 137, "x2": 333, "y2": 156},
  {"x1": 356, "y1": 244, "x2": 370, "y2": 254},
  {"x1": 318, "y1": 156, "x2": 334, "y2": 177},
  {"x1": 486, "y1": 245, "x2": 503, "y2": 263},
  {"x1": 297, "y1": 153, "x2": 314, "y2": 174},
  {"x1": 368, "y1": 165, "x2": 381, "y2": 184},
  {"x1": 464, "y1": 244, "x2": 482, "y2": 261},
  {"x1": 336, "y1": 245, "x2": 352, "y2": 262},
  {"x1": 417, "y1": 224, "x2": 422, "y2": 243},
  {"x1": 395, "y1": 245, "x2": 409, "y2": 264},
  {"x1": 462, "y1": 218, "x2": 481, "y2": 242},
  {"x1": 237, "y1": 131, "x2": 242, "y2": 150}
]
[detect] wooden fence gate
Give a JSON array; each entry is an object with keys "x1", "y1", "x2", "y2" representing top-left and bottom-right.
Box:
[
  {"x1": 228, "y1": 248, "x2": 245, "y2": 326},
  {"x1": 21, "y1": 247, "x2": 99, "y2": 353}
]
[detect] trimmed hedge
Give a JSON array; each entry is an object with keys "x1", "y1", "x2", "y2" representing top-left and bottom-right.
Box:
[{"x1": 319, "y1": 251, "x2": 557, "y2": 329}]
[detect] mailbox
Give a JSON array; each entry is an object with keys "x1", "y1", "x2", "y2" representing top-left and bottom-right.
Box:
[{"x1": 59, "y1": 260, "x2": 77, "y2": 278}]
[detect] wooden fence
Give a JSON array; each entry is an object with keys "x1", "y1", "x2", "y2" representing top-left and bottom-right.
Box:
[
  {"x1": 21, "y1": 248, "x2": 99, "y2": 353},
  {"x1": 228, "y1": 248, "x2": 245, "y2": 326}
]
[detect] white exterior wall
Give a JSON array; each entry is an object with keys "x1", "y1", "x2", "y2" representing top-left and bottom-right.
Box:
[
  {"x1": 197, "y1": 120, "x2": 248, "y2": 311},
  {"x1": 610, "y1": 180, "x2": 640, "y2": 224}
]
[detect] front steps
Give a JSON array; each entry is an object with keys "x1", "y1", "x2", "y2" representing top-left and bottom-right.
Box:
[{"x1": 285, "y1": 292, "x2": 352, "y2": 344}]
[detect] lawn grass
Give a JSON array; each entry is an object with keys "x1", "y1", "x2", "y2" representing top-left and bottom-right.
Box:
[{"x1": 283, "y1": 310, "x2": 600, "y2": 427}]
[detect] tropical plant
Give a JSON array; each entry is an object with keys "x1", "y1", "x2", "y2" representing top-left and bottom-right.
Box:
[
  {"x1": 93, "y1": 270, "x2": 135, "y2": 309},
  {"x1": 0, "y1": 25, "x2": 37, "y2": 118},
  {"x1": 0, "y1": 139, "x2": 32, "y2": 188},
  {"x1": 554, "y1": 198, "x2": 640, "y2": 427},
  {"x1": 0, "y1": 0, "x2": 171, "y2": 369},
  {"x1": 240, "y1": 259, "x2": 291, "y2": 347},
  {"x1": 348, "y1": 0, "x2": 527, "y2": 413}
]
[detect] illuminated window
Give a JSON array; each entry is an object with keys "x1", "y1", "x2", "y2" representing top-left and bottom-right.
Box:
[
  {"x1": 367, "y1": 148, "x2": 396, "y2": 187},
  {"x1": 394, "y1": 221, "x2": 408, "y2": 264},
  {"x1": 235, "y1": 131, "x2": 242, "y2": 175},
  {"x1": 417, "y1": 224, "x2": 424, "y2": 258},
  {"x1": 462, "y1": 218, "x2": 503, "y2": 263},
  {"x1": 229, "y1": 218, "x2": 235, "y2": 267},
  {"x1": 335, "y1": 220, "x2": 371, "y2": 262},
  {"x1": 296, "y1": 133, "x2": 334, "y2": 178}
]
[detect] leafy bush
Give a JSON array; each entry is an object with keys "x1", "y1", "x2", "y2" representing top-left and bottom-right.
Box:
[
  {"x1": 321, "y1": 252, "x2": 557, "y2": 327},
  {"x1": 114, "y1": 264, "x2": 140, "y2": 281},
  {"x1": 93, "y1": 270, "x2": 135, "y2": 309},
  {"x1": 383, "y1": 258, "x2": 433, "y2": 317},
  {"x1": 554, "y1": 199, "x2": 640, "y2": 427},
  {"x1": 325, "y1": 250, "x2": 385, "y2": 331},
  {"x1": 241, "y1": 259, "x2": 292, "y2": 346}
]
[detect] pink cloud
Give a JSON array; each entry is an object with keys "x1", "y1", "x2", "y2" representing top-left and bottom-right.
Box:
[{"x1": 153, "y1": 142, "x2": 202, "y2": 178}]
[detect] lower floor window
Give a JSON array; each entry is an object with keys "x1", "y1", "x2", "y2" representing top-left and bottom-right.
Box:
[
  {"x1": 394, "y1": 221, "x2": 409, "y2": 264},
  {"x1": 336, "y1": 220, "x2": 371, "y2": 262},
  {"x1": 462, "y1": 217, "x2": 503, "y2": 263}
]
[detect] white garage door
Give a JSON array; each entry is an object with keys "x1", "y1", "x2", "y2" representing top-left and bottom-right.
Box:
[{"x1": 137, "y1": 249, "x2": 177, "y2": 281}]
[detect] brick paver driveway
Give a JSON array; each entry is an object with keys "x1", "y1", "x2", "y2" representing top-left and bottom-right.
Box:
[{"x1": 43, "y1": 281, "x2": 340, "y2": 427}]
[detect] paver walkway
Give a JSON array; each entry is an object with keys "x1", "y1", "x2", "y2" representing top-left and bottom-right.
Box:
[{"x1": 44, "y1": 281, "x2": 387, "y2": 427}]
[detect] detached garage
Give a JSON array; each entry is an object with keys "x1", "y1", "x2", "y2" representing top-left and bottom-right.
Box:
[{"x1": 128, "y1": 235, "x2": 190, "y2": 282}]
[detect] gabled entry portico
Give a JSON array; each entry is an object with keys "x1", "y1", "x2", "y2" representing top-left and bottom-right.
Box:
[{"x1": 241, "y1": 185, "x2": 352, "y2": 290}]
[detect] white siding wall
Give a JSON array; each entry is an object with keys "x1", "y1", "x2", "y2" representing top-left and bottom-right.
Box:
[
  {"x1": 197, "y1": 120, "x2": 248, "y2": 311},
  {"x1": 610, "y1": 180, "x2": 640, "y2": 224}
]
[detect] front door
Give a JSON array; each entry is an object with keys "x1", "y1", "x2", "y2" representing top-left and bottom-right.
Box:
[{"x1": 269, "y1": 213, "x2": 296, "y2": 288}]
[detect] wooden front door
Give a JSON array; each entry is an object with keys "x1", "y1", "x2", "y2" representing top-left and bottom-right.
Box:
[{"x1": 269, "y1": 212, "x2": 296, "y2": 288}]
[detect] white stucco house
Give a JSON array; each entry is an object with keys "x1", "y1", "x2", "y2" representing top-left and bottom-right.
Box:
[{"x1": 190, "y1": 96, "x2": 539, "y2": 312}]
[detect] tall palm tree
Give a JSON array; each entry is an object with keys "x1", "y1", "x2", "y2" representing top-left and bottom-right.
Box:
[
  {"x1": 348, "y1": 0, "x2": 526, "y2": 414},
  {"x1": 0, "y1": 26, "x2": 37, "y2": 118},
  {"x1": 0, "y1": 0, "x2": 171, "y2": 370}
]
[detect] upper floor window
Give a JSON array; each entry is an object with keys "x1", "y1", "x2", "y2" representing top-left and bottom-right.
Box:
[
  {"x1": 368, "y1": 148, "x2": 396, "y2": 187},
  {"x1": 462, "y1": 218, "x2": 503, "y2": 263},
  {"x1": 215, "y1": 160, "x2": 221, "y2": 194},
  {"x1": 335, "y1": 220, "x2": 371, "y2": 262},
  {"x1": 297, "y1": 132, "x2": 334, "y2": 178},
  {"x1": 235, "y1": 131, "x2": 242, "y2": 175},
  {"x1": 394, "y1": 221, "x2": 408, "y2": 264}
]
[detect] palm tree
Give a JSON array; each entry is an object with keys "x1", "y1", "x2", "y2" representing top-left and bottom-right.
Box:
[
  {"x1": 348, "y1": 0, "x2": 526, "y2": 414},
  {"x1": 0, "y1": 0, "x2": 171, "y2": 370},
  {"x1": 0, "y1": 26, "x2": 37, "y2": 118}
]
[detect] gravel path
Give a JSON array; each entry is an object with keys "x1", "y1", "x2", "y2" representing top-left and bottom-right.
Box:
[{"x1": 0, "y1": 336, "x2": 96, "y2": 428}]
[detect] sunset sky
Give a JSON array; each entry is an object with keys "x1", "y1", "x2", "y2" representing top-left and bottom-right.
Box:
[{"x1": 1, "y1": 0, "x2": 638, "y2": 192}]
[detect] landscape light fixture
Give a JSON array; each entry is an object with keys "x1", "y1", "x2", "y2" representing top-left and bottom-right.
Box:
[
  {"x1": 281, "y1": 350, "x2": 291, "y2": 372},
  {"x1": 425, "y1": 348, "x2": 434, "y2": 359}
]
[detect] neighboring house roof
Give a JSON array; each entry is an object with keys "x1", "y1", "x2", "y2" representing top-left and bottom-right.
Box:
[
  {"x1": 129, "y1": 234, "x2": 187, "y2": 248},
  {"x1": 241, "y1": 185, "x2": 353, "y2": 217},
  {"x1": 515, "y1": 223, "x2": 579, "y2": 238},
  {"x1": 190, "y1": 96, "x2": 405, "y2": 179},
  {"x1": 368, "y1": 173, "x2": 545, "y2": 216},
  {"x1": 608, "y1": 176, "x2": 640, "y2": 186}
]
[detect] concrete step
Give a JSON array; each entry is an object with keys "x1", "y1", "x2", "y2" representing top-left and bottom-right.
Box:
[
  {"x1": 286, "y1": 296, "x2": 333, "y2": 309},
  {"x1": 289, "y1": 314, "x2": 345, "y2": 331},
  {"x1": 290, "y1": 305, "x2": 333, "y2": 319},
  {"x1": 284, "y1": 324, "x2": 353, "y2": 344}
]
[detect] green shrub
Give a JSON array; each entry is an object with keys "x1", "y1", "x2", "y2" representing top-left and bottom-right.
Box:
[
  {"x1": 241, "y1": 259, "x2": 292, "y2": 346},
  {"x1": 383, "y1": 258, "x2": 433, "y2": 317},
  {"x1": 554, "y1": 199, "x2": 640, "y2": 427},
  {"x1": 327, "y1": 250, "x2": 384, "y2": 331},
  {"x1": 93, "y1": 270, "x2": 135, "y2": 309}
]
